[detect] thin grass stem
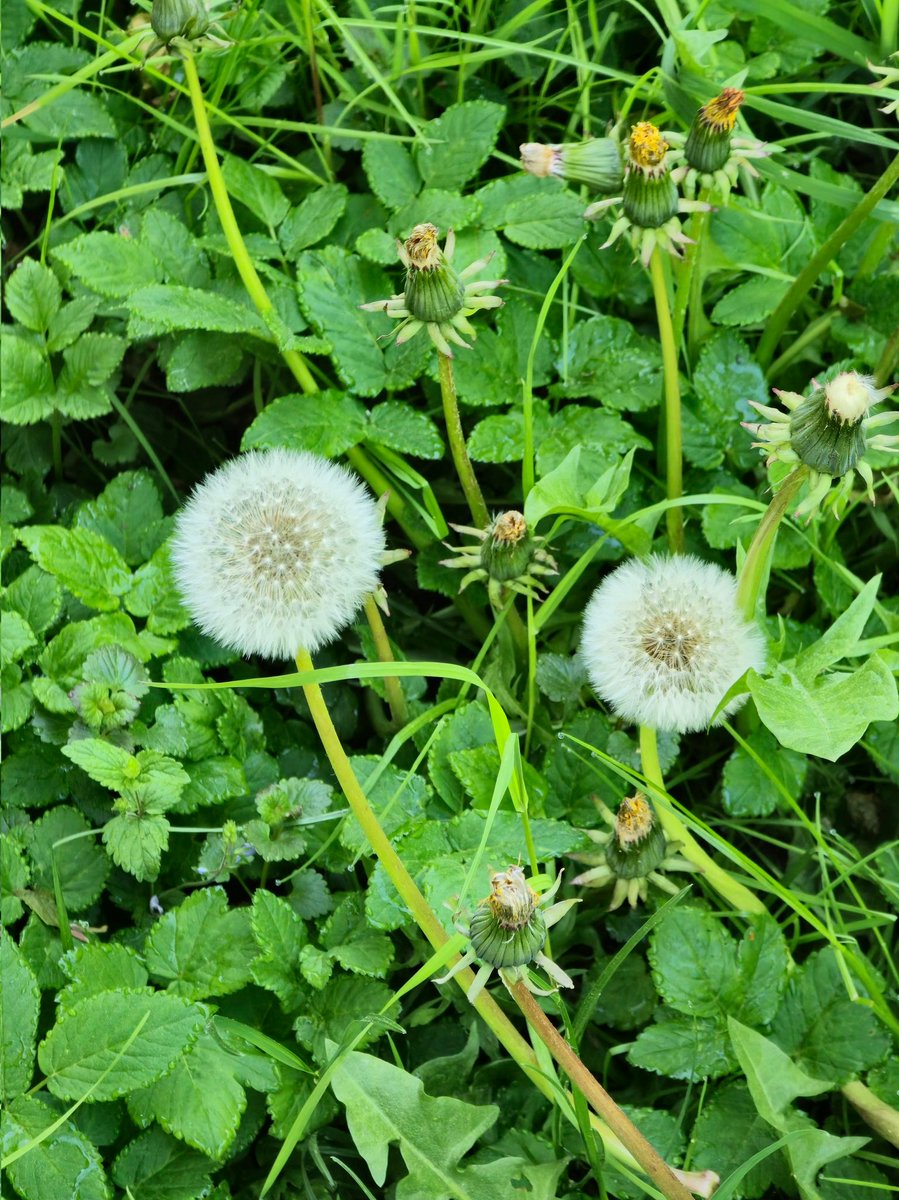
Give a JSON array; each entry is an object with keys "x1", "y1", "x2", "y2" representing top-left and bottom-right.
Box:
[
  {"x1": 649, "y1": 248, "x2": 684, "y2": 553},
  {"x1": 362, "y1": 594, "x2": 410, "y2": 728},
  {"x1": 437, "y1": 351, "x2": 489, "y2": 528}
]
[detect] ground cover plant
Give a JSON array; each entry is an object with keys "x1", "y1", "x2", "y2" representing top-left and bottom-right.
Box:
[{"x1": 2, "y1": 0, "x2": 899, "y2": 1197}]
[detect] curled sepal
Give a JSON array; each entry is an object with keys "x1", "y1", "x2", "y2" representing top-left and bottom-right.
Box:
[{"x1": 440, "y1": 510, "x2": 558, "y2": 602}]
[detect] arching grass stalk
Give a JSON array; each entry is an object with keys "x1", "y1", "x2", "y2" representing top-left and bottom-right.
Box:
[
  {"x1": 756, "y1": 150, "x2": 899, "y2": 371},
  {"x1": 649, "y1": 247, "x2": 684, "y2": 553},
  {"x1": 638, "y1": 725, "x2": 766, "y2": 914},
  {"x1": 294, "y1": 649, "x2": 699, "y2": 1195}
]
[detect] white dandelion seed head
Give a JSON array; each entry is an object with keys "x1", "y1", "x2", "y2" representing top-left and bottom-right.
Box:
[
  {"x1": 171, "y1": 448, "x2": 386, "y2": 660},
  {"x1": 579, "y1": 555, "x2": 766, "y2": 734},
  {"x1": 822, "y1": 371, "x2": 886, "y2": 424}
]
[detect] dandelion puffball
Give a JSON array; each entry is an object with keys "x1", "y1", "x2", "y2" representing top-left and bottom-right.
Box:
[
  {"x1": 580, "y1": 555, "x2": 766, "y2": 734},
  {"x1": 171, "y1": 449, "x2": 385, "y2": 660}
]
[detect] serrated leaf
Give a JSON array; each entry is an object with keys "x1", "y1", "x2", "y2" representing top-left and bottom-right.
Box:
[
  {"x1": 415, "y1": 100, "x2": 505, "y2": 190},
  {"x1": 143, "y1": 887, "x2": 256, "y2": 1000},
  {"x1": 18, "y1": 525, "x2": 131, "y2": 611},
  {"x1": 551, "y1": 314, "x2": 663, "y2": 410},
  {"x1": 280, "y1": 183, "x2": 349, "y2": 253},
  {"x1": 112, "y1": 1127, "x2": 213, "y2": 1200},
  {"x1": 502, "y1": 188, "x2": 586, "y2": 248},
  {"x1": 5, "y1": 257, "x2": 62, "y2": 332},
  {"x1": 53, "y1": 231, "x2": 160, "y2": 298},
  {"x1": 26, "y1": 805, "x2": 109, "y2": 913},
  {"x1": 128, "y1": 1031, "x2": 247, "y2": 1160},
  {"x1": 76, "y1": 470, "x2": 166, "y2": 566},
  {"x1": 250, "y1": 890, "x2": 307, "y2": 1009},
  {"x1": 46, "y1": 295, "x2": 100, "y2": 353},
  {"x1": 362, "y1": 139, "x2": 421, "y2": 210},
  {"x1": 1, "y1": 934, "x2": 40, "y2": 1098},
  {"x1": 177, "y1": 756, "x2": 246, "y2": 814},
  {"x1": 39, "y1": 989, "x2": 206, "y2": 1101},
  {"x1": 691, "y1": 1082, "x2": 786, "y2": 1200},
  {"x1": 1, "y1": 1094, "x2": 111, "y2": 1200},
  {"x1": 127, "y1": 284, "x2": 268, "y2": 338},
  {"x1": 59, "y1": 943, "x2": 149, "y2": 1011},
  {"x1": 648, "y1": 907, "x2": 738, "y2": 1017},
  {"x1": 722, "y1": 728, "x2": 808, "y2": 817},
  {"x1": 102, "y1": 813, "x2": 170, "y2": 881},
  {"x1": 366, "y1": 400, "x2": 444, "y2": 459},
  {"x1": 241, "y1": 390, "x2": 368, "y2": 457},
  {"x1": 322, "y1": 895, "x2": 394, "y2": 978},
  {"x1": 163, "y1": 330, "x2": 244, "y2": 392},
  {"x1": 712, "y1": 275, "x2": 791, "y2": 325},
  {"x1": 628, "y1": 1015, "x2": 735, "y2": 1080},
  {"x1": 0, "y1": 334, "x2": 56, "y2": 425},
  {"x1": 1, "y1": 609, "x2": 37, "y2": 663},
  {"x1": 4, "y1": 565, "x2": 63, "y2": 636},
  {"x1": 222, "y1": 155, "x2": 290, "y2": 228}
]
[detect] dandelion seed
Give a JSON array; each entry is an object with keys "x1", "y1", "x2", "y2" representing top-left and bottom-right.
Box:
[{"x1": 580, "y1": 555, "x2": 766, "y2": 733}]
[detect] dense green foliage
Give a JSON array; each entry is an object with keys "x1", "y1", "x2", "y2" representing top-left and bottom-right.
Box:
[{"x1": 2, "y1": 2, "x2": 898, "y2": 1199}]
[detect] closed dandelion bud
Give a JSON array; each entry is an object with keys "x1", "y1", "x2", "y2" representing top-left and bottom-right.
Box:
[
  {"x1": 520, "y1": 138, "x2": 623, "y2": 193},
  {"x1": 684, "y1": 89, "x2": 744, "y2": 174},
  {"x1": 402, "y1": 223, "x2": 466, "y2": 324},
  {"x1": 603, "y1": 794, "x2": 669, "y2": 880},
  {"x1": 480, "y1": 511, "x2": 535, "y2": 582},
  {"x1": 441, "y1": 511, "x2": 558, "y2": 601},
  {"x1": 150, "y1": 0, "x2": 209, "y2": 42},
  {"x1": 623, "y1": 123, "x2": 679, "y2": 229},
  {"x1": 469, "y1": 868, "x2": 547, "y2": 968},
  {"x1": 790, "y1": 372, "x2": 888, "y2": 476}
]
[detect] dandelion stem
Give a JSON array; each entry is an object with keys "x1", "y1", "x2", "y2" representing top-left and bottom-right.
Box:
[
  {"x1": 508, "y1": 979, "x2": 695, "y2": 1200},
  {"x1": 638, "y1": 725, "x2": 766, "y2": 915},
  {"x1": 649, "y1": 248, "x2": 684, "y2": 554},
  {"x1": 756, "y1": 150, "x2": 899, "y2": 371},
  {"x1": 182, "y1": 50, "x2": 318, "y2": 396},
  {"x1": 735, "y1": 467, "x2": 807, "y2": 622},
  {"x1": 362, "y1": 595, "x2": 410, "y2": 728},
  {"x1": 437, "y1": 352, "x2": 489, "y2": 529}
]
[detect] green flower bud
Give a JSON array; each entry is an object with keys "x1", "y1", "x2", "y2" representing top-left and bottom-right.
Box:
[
  {"x1": 520, "y1": 138, "x2": 623, "y2": 193},
  {"x1": 683, "y1": 89, "x2": 745, "y2": 175},
  {"x1": 622, "y1": 123, "x2": 678, "y2": 228},
  {"x1": 150, "y1": 0, "x2": 209, "y2": 44},
  {"x1": 603, "y1": 794, "x2": 669, "y2": 880},
  {"x1": 402, "y1": 223, "x2": 466, "y2": 324},
  {"x1": 480, "y1": 511, "x2": 535, "y2": 582},
  {"x1": 468, "y1": 867, "x2": 548, "y2": 968}
]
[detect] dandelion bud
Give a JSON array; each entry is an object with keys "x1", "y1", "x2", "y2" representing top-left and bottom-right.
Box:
[
  {"x1": 170, "y1": 449, "x2": 386, "y2": 660},
  {"x1": 401, "y1": 223, "x2": 466, "y2": 325},
  {"x1": 684, "y1": 88, "x2": 744, "y2": 174},
  {"x1": 441, "y1": 511, "x2": 558, "y2": 601},
  {"x1": 520, "y1": 138, "x2": 623, "y2": 193},
  {"x1": 150, "y1": 0, "x2": 209, "y2": 43},
  {"x1": 622, "y1": 123, "x2": 679, "y2": 229},
  {"x1": 469, "y1": 867, "x2": 546, "y2": 968},
  {"x1": 580, "y1": 555, "x2": 766, "y2": 734}
]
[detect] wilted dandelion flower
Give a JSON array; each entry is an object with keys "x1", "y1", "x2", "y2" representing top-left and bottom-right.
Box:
[
  {"x1": 583, "y1": 122, "x2": 709, "y2": 265},
  {"x1": 360, "y1": 223, "x2": 505, "y2": 358},
  {"x1": 667, "y1": 89, "x2": 772, "y2": 198},
  {"x1": 171, "y1": 448, "x2": 386, "y2": 659},
  {"x1": 744, "y1": 370, "x2": 899, "y2": 518},
  {"x1": 436, "y1": 866, "x2": 578, "y2": 1004},
  {"x1": 570, "y1": 794, "x2": 696, "y2": 909},
  {"x1": 580, "y1": 555, "x2": 766, "y2": 733}
]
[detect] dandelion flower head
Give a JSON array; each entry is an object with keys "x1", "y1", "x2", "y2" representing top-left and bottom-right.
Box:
[
  {"x1": 580, "y1": 555, "x2": 766, "y2": 733},
  {"x1": 171, "y1": 448, "x2": 385, "y2": 660}
]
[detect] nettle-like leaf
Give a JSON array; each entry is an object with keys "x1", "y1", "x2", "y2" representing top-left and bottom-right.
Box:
[
  {"x1": 38, "y1": 988, "x2": 206, "y2": 1101},
  {"x1": 18, "y1": 525, "x2": 132, "y2": 612},
  {"x1": 1, "y1": 933, "x2": 40, "y2": 1099},
  {"x1": 53, "y1": 231, "x2": 161, "y2": 298},
  {"x1": 363, "y1": 139, "x2": 421, "y2": 210},
  {"x1": 58, "y1": 942, "x2": 149, "y2": 1012},
  {"x1": 1, "y1": 1094, "x2": 111, "y2": 1200},
  {"x1": 62, "y1": 740, "x2": 189, "y2": 808},
  {"x1": 321, "y1": 894, "x2": 394, "y2": 979},
  {"x1": 25, "y1": 805, "x2": 109, "y2": 913},
  {"x1": 551, "y1": 314, "x2": 663, "y2": 411},
  {"x1": 330, "y1": 1044, "x2": 564, "y2": 1200},
  {"x1": 280, "y1": 183, "x2": 349, "y2": 254},
  {"x1": 111, "y1": 1127, "x2": 214, "y2": 1200},
  {"x1": 5, "y1": 256, "x2": 62, "y2": 333},
  {"x1": 721, "y1": 727, "x2": 809, "y2": 818},
  {"x1": 143, "y1": 886, "x2": 256, "y2": 1000},
  {"x1": 749, "y1": 576, "x2": 899, "y2": 760},
  {"x1": 250, "y1": 889, "x2": 308, "y2": 1010},
  {"x1": 242, "y1": 390, "x2": 368, "y2": 457},
  {"x1": 414, "y1": 100, "x2": 506, "y2": 191},
  {"x1": 102, "y1": 812, "x2": 170, "y2": 882}
]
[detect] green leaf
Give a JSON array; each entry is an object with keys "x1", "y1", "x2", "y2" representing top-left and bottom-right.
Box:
[
  {"x1": 177, "y1": 756, "x2": 246, "y2": 814},
  {"x1": 691, "y1": 1082, "x2": 787, "y2": 1200},
  {"x1": 59, "y1": 943, "x2": 149, "y2": 1011},
  {"x1": 648, "y1": 907, "x2": 738, "y2": 1017},
  {"x1": 39, "y1": 989, "x2": 206, "y2": 1101},
  {"x1": 128, "y1": 1031, "x2": 247, "y2": 1160},
  {"x1": 143, "y1": 887, "x2": 257, "y2": 1000},
  {"x1": 1, "y1": 609, "x2": 37, "y2": 663},
  {"x1": 330, "y1": 1043, "x2": 559, "y2": 1200},
  {"x1": 362, "y1": 139, "x2": 421, "y2": 210},
  {"x1": 162, "y1": 330, "x2": 244, "y2": 392},
  {"x1": 222, "y1": 155, "x2": 290, "y2": 228},
  {"x1": 770, "y1": 949, "x2": 891, "y2": 1083},
  {"x1": 62, "y1": 741, "x2": 188, "y2": 808},
  {"x1": 502, "y1": 187, "x2": 586, "y2": 249},
  {"x1": 102, "y1": 813, "x2": 170, "y2": 881},
  {"x1": 26, "y1": 805, "x2": 109, "y2": 913},
  {"x1": 241, "y1": 390, "x2": 368, "y2": 457},
  {"x1": 0, "y1": 334, "x2": 56, "y2": 425},
  {"x1": 251, "y1": 889, "x2": 308, "y2": 1009},
  {"x1": 749, "y1": 653, "x2": 898, "y2": 761},
  {"x1": 45, "y1": 295, "x2": 99, "y2": 354},
  {"x1": 797, "y1": 576, "x2": 881, "y2": 679},
  {"x1": 415, "y1": 101, "x2": 506, "y2": 190},
  {"x1": 722, "y1": 728, "x2": 809, "y2": 817},
  {"x1": 551, "y1": 314, "x2": 663, "y2": 410},
  {"x1": 627, "y1": 1015, "x2": 735, "y2": 1080},
  {"x1": 712, "y1": 275, "x2": 791, "y2": 326},
  {"x1": 366, "y1": 400, "x2": 444, "y2": 459},
  {"x1": 18, "y1": 525, "x2": 131, "y2": 611},
  {"x1": 734, "y1": 916, "x2": 791, "y2": 1026},
  {"x1": 76, "y1": 470, "x2": 166, "y2": 566},
  {"x1": 280, "y1": 183, "x2": 349, "y2": 254},
  {"x1": 3, "y1": 565, "x2": 63, "y2": 636},
  {"x1": 5, "y1": 257, "x2": 62, "y2": 332},
  {"x1": 322, "y1": 894, "x2": 394, "y2": 978},
  {"x1": 127, "y1": 284, "x2": 268, "y2": 338},
  {"x1": 536, "y1": 407, "x2": 652, "y2": 480},
  {"x1": 467, "y1": 401, "x2": 553, "y2": 464},
  {"x1": 112, "y1": 1127, "x2": 214, "y2": 1200},
  {"x1": 1, "y1": 934, "x2": 40, "y2": 1098},
  {"x1": 53, "y1": 232, "x2": 160, "y2": 298},
  {"x1": 1, "y1": 1094, "x2": 111, "y2": 1200},
  {"x1": 55, "y1": 332, "x2": 126, "y2": 419},
  {"x1": 124, "y1": 542, "x2": 191, "y2": 636}
]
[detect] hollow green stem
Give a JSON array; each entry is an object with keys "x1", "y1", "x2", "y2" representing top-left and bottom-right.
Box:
[
  {"x1": 882, "y1": 0, "x2": 899, "y2": 56},
  {"x1": 757, "y1": 150, "x2": 899, "y2": 371},
  {"x1": 735, "y1": 467, "x2": 807, "y2": 622},
  {"x1": 509, "y1": 980, "x2": 695, "y2": 1200},
  {"x1": 649, "y1": 248, "x2": 684, "y2": 553},
  {"x1": 362, "y1": 594, "x2": 409, "y2": 728},
  {"x1": 437, "y1": 352, "x2": 489, "y2": 529},
  {"x1": 842, "y1": 1080, "x2": 899, "y2": 1149},
  {"x1": 874, "y1": 323, "x2": 899, "y2": 389},
  {"x1": 181, "y1": 50, "x2": 318, "y2": 395},
  {"x1": 638, "y1": 725, "x2": 766, "y2": 914}
]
